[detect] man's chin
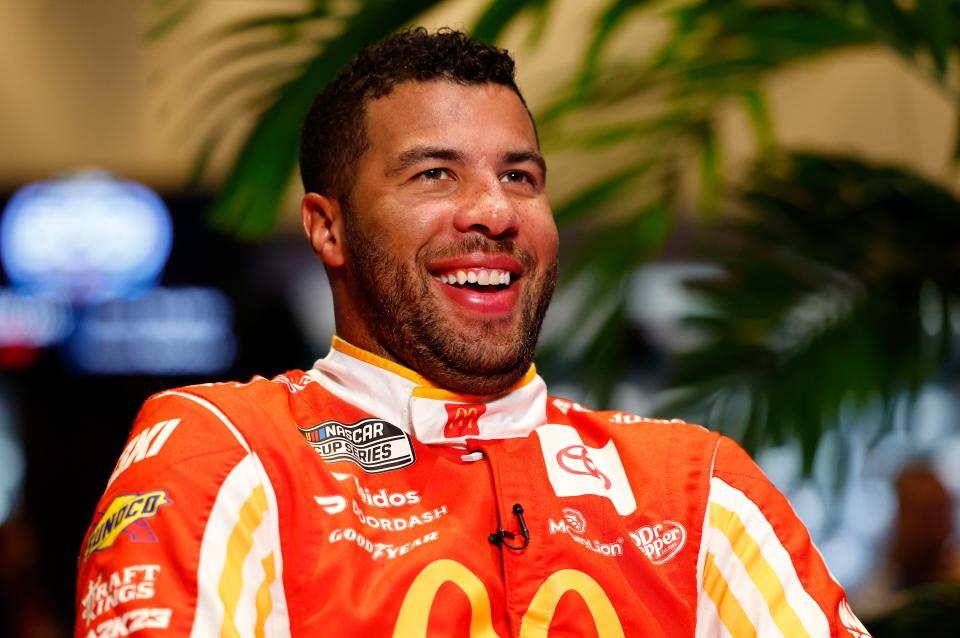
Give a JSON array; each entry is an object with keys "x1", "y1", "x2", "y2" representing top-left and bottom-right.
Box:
[
  {"x1": 414, "y1": 293, "x2": 542, "y2": 393},
  {"x1": 429, "y1": 357, "x2": 531, "y2": 395},
  {"x1": 419, "y1": 330, "x2": 533, "y2": 393},
  {"x1": 446, "y1": 313, "x2": 520, "y2": 342}
]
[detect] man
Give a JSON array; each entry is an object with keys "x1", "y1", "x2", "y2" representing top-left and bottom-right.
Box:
[{"x1": 76, "y1": 28, "x2": 871, "y2": 637}]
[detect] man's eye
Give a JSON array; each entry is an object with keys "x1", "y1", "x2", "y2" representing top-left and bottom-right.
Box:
[
  {"x1": 418, "y1": 168, "x2": 453, "y2": 181},
  {"x1": 501, "y1": 171, "x2": 533, "y2": 185}
]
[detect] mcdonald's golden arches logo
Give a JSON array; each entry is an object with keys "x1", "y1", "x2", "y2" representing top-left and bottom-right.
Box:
[
  {"x1": 393, "y1": 559, "x2": 625, "y2": 637},
  {"x1": 443, "y1": 403, "x2": 487, "y2": 438}
]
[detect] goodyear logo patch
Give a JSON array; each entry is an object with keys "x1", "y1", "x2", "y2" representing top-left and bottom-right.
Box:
[
  {"x1": 85, "y1": 491, "x2": 170, "y2": 559},
  {"x1": 299, "y1": 418, "x2": 415, "y2": 473}
]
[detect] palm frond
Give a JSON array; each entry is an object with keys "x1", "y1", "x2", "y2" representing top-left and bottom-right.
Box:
[
  {"x1": 472, "y1": 0, "x2": 549, "y2": 44},
  {"x1": 661, "y1": 153, "x2": 960, "y2": 468},
  {"x1": 201, "y1": 0, "x2": 442, "y2": 236}
]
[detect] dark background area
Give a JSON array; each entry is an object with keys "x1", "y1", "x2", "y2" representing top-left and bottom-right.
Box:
[{"x1": 0, "y1": 193, "x2": 314, "y2": 636}]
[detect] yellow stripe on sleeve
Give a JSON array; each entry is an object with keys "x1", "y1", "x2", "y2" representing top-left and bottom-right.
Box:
[
  {"x1": 218, "y1": 485, "x2": 268, "y2": 638},
  {"x1": 709, "y1": 502, "x2": 810, "y2": 638},
  {"x1": 702, "y1": 552, "x2": 758, "y2": 638},
  {"x1": 254, "y1": 553, "x2": 277, "y2": 638}
]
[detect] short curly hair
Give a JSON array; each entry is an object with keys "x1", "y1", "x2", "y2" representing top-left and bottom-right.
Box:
[{"x1": 298, "y1": 27, "x2": 533, "y2": 201}]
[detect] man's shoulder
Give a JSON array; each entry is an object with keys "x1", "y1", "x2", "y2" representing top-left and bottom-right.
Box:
[
  {"x1": 115, "y1": 369, "x2": 326, "y2": 476},
  {"x1": 153, "y1": 369, "x2": 317, "y2": 405},
  {"x1": 545, "y1": 395, "x2": 717, "y2": 441},
  {"x1": 134, "y1": 369, "x2": 320, "y2": 440}
]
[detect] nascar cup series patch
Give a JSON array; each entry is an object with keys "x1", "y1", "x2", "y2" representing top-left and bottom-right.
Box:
[
  {"x1": 85, "y1": 490, "x2": 170, "y2": 558},
  {"x1": 299, "y1": 417, "x2": 415, "y2": 473}
]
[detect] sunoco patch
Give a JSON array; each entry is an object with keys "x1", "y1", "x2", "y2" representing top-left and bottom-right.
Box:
[
  {"x1": 85, "y1": 490, "x2": 170, "y2": 559},
  {"x1": 299, "y1": 418, "x2": 415, "y2": 473}
]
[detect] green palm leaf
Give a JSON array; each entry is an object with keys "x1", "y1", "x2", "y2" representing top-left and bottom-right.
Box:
[
  {"x1": 661, "y1": 153, "x2": 960, "y2": 468},
  {"x1": 208, "y1": 0, "x2": 441, "y2": 237}
]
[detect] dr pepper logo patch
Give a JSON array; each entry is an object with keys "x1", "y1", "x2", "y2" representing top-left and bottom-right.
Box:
[
  {"x1": 299, "y1": 418, "x2": 415, "y2": 473},
  {"x1": 630, "y1": 520, "x2": 686, "y2": 565}
]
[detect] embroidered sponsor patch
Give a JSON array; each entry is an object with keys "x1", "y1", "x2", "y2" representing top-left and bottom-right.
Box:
[
  {"x1": 314, "y1": 495, "x2": 347, "y2": 514},
  {"x1": 332, "y1": 472, "x2": 421, "y2": 507},
  {"x1": 839, "y1": 599, "x2": 872, "y2": 638},
  {"x1": 536, "y1": 424, "x2": 637, "y2": 516},
  {"x1": 547, "y1": 507, "x2": 624, "y2": 557},
  {"x1": 328, "y1": 527, "x2": 439, "y2": 561},
  {"x1": 551, "y1": 398, "x2": 589, "y2": 414},
  {"x1": 85, "y1": 491, "x2": 170, "y2": 559},
  {"x1": 108, "y1": 419, "x2": 181, "y2": 487},
  {"x1": 442, "y1": 402, "x2": 486, "y2": 438},
  {"x1": 83, "y1": 607, "x2": 171, "y2": 638},
  {"x1": 80, "y1": 565, "x2": 160, "y2": 626},
  {"x1": 629, "y1": 520, "x2": 686, "y2": 564},
  {"x1": 299, "y1": 417, "x2": 415, "y2": 473}
]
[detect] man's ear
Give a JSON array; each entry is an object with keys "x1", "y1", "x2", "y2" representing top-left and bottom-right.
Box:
[{"x1": 301, "y1": 192, "x2": 345, "y2": 268}]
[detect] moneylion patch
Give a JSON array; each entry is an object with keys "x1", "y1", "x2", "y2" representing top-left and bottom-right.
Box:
[
  {"x1": 85, "y1": 490, "x2": 170, "y2": 559},
  {"x1": 299, "y1": 418, "x2": 415, "y2": 473}
]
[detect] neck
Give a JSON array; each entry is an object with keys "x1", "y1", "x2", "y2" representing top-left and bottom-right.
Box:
[{"x1": 332, "y1": 334, "x2": 534, "y2": 396}]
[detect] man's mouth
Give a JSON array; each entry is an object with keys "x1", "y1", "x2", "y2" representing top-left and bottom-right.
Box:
[
  {"x1": 426, "y1": 256, "x2": 524, "y2": 317},
  {"x1": 433, "y1": 268, "x2": 512, "y2": 290}
]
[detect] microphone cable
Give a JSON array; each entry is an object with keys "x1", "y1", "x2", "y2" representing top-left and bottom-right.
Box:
[{"x1": 489, "y1": 503, "x2": 530, "y2": 551}]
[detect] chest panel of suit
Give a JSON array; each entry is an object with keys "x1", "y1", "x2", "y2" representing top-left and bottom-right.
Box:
[{"x1": 213, "y1": 382, "x2": 703, "y2": 637}]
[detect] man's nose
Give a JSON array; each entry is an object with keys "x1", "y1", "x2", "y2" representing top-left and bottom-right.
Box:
[{"x1": 452, "y1": 179, "x2": 520, "y2": 239}]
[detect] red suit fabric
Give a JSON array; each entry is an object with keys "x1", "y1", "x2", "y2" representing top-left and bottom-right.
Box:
[{"x1": 76, "y1": 337, "x2": 871, "y2": 637}]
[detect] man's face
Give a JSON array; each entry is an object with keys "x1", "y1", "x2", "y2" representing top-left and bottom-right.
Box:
[{"x1": 342, "y1": 80, "x2": 558, "y2": 394}]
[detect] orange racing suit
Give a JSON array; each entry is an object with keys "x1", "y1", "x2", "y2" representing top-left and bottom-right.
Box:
[{"x1": 76, "y1": 337, "x2": 871, "y2": 637}]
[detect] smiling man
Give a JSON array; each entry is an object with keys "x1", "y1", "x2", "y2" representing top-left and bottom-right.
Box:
[
  {"x1": 76, "y1": 28, "x2": 870, "y2": 638},
  {"x1": 299, "y1": 46, "x2": 557, "y2": 397}
]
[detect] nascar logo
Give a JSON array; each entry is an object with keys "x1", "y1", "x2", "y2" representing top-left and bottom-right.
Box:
[
  {"x1": 85, "y1": 491, "x2": 170, "y2": 558},
  {"x1": 299, "y1": 418, "x2": 415, "y2": 473}
]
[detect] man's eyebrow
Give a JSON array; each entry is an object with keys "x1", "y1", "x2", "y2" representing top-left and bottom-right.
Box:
[
  {"x1": 504, "y1": 150, "x2": 547, "y2": 179},
  {"x1": 387, "y1": 146, "x2": 464, "y2": 175}
]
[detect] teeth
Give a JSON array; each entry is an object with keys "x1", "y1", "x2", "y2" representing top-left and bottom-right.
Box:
[{"x1": 437, "y1": 268, "x2": 513, "y2": 287}]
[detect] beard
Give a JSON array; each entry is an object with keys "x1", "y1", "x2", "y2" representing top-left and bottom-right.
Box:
[{"x1": 344, "y1": 217, "x2": 556, "y2": 395}]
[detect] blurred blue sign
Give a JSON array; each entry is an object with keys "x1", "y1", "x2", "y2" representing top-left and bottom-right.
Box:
[
  {"x1": 65, "y1": 287, "x2": 236, "y2": 375},
  {"x1": 0, "y1": 171, "x2": 237, "y2": 375},
  {"x1": 0, "y1": 171, "x2": 173, "y2": 303},
  {"x1": 0, "y1": 290, "x2": 72, "y2": 348}
]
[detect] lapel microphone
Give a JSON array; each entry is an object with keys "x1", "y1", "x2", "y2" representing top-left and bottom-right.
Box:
[{"x1": 489, "y1": 503, "x2": 530, "y2": 551}]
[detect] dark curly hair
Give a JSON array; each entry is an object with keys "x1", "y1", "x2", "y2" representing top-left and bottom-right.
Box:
[{"x1": 298, "y1": 27, "x2": 533, "y2": 201}]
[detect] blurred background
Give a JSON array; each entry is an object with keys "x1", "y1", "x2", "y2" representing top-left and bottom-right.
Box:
[{"x1": 2, "y1": 0, "x2": 959, "y2": 635}]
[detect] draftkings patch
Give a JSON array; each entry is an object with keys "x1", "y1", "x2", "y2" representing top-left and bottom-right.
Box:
[{"x1": 299, "y1": 418, "x2": 415, "y2": 473}]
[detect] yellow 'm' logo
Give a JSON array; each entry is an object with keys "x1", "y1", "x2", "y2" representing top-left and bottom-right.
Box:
[
  {"x1": 393, "y1": 559, "x2": 625, "y2": 637},
  {"x1": 454, "y1": 408, "x2": 479, "y2": 426},
  {"x1": 85, "y1": 490, "x2": 169, "y2": 558},
  {"x1": 443, "y1": 403, "x2": 487, "y2": 438}
]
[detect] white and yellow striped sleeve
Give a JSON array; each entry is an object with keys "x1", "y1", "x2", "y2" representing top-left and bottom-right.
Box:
[
  {"x1": 76, "y1": 390, "x2": 292, "y2": 638},
  {"x1": 695, "y1": 437, "x2": 872, "y2": 638}
]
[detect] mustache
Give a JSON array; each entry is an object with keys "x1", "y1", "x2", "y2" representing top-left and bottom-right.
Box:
[{"x1": 418, "y1": 235, "x2": 535, "y2": 269}]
